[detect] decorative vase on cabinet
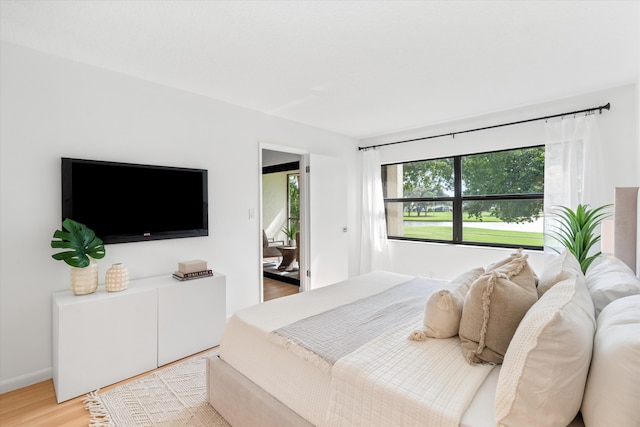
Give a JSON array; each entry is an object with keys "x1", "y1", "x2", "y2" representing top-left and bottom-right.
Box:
[
  {"x1": 105, "y1": 263, "x2": 129, "y2": 292},
  {"x1": 70, "y1": 257, "x2": 99, "y2": 295}
]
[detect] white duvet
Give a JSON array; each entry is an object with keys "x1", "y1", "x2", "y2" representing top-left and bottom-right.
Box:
[{"x1": 220, "y1": 271, "x2": 498, "y2": 427}]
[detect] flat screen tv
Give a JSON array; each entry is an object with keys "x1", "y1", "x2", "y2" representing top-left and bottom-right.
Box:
[{"x1": 61, "y1": 157, "x2": 208, "y2": 244}]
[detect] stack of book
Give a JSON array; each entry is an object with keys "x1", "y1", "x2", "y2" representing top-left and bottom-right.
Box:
[{"x1": 173, "y1": 259, "x2": 213, "y2": 281}]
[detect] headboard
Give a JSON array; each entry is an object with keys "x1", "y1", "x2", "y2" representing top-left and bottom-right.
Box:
[{"x1": 613, "y1": 186, "x2": 640, "y2": 275}]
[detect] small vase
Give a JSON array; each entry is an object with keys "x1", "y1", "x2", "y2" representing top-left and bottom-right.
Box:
[
  {"x1": 70, "y1": 258, "x2": 99, "y2": 295},
  {"x1": 105, "y1": 263, "x2": 129, "y2": 292}
]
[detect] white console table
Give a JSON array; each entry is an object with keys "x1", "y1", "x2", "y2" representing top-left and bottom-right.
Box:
[{"x1": 52, "y1": 273, "x2": 226, "y2": 403}]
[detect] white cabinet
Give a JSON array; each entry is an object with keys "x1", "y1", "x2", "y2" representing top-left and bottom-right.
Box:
[{"x1": 52, "y1": 273, "x2": 226, "y2": 403}]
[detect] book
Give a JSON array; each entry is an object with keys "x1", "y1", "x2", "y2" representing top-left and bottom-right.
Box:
[
  {"x1": 172, "y1": 271, "x2": 213, "y2": 281},
  {"x1": 173, "y1": 269, "x2": 213, "y2": 278}
]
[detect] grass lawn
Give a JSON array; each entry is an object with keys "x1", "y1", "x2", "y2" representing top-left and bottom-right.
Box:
[
  {"x1": 402, "y1": 225, "x2": 544, "y2": 246},
  {"x1": 403, "y1": 211, "x2": 503, "y2": 222}
]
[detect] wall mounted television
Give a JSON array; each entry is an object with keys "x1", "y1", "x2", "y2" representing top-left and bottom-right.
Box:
[{"x1": 61, "y1": 157, "x2": 208, "y2": 244}]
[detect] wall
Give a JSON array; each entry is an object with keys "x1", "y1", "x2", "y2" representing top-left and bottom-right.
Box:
[
  {"x1": 0, "y1": 42, "x2": 359, "y2": 392},
  {"x1": 355, "y1": 84, "x2": 639, "y2": 279}
]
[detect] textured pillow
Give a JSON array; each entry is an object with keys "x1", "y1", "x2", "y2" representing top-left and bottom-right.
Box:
[
  {"x1": 495, "y1": 273, "x2": 595, "y2": 427},
  {"x1": 537, "y1": 249, "x2": 583, "y2": 297},
  {"x1": 459, "y1": 266, "x2": 538, "y2": 365},
  {"x1": 492, "y1": 253, "x2": 539, "y2": 290},
  {"x1": 585, "y1": 256, "x2": 640, "y2": 317},
  {"x1": 415, "y1": 267, "x2": 485, "y2": 339},
  {"x1": 581, "y1": 294, "x2": 640, "y2": 427},
  {"x1": 486, "y1": 248, "x2": 524, "y2": 271}
]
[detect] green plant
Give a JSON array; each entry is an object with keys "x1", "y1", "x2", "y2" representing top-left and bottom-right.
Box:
[
  {"x1": 51, "y1": 218, "x2": 106, "y2": 268},
  {"x1": 281, "y1": 223, "x2": 299, "y2": 241},
  {"x1": 548, "y1": 204, "x2": 612, "y2": 274}
]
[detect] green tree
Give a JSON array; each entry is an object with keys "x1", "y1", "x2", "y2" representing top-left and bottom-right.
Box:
[
  {"x1": 288, "y1": 174, "x2": 300, "y2": 227},
  {"x1": 402, "y1": 159, "x2": 454, "y2": 216},
  {"x1": 462, "y1": 147, "x2": 544, "y2": 223}
]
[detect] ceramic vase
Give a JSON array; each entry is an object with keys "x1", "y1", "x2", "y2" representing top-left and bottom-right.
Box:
[
  {"x1": 70, "y1": 257, "x2": 99, "y2": 295},
  {"x1": 105, "y1": 263, "x2": 129, "y2": 292}
]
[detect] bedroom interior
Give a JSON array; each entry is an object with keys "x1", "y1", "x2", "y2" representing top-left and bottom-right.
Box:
[{"x1": 0, "y1": 1, "x2": 639, "y2": 426}]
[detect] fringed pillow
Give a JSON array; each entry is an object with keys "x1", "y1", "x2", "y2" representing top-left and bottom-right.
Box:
[{"x1": 459, "y1": 257, "x2": 538, "y2": 365}]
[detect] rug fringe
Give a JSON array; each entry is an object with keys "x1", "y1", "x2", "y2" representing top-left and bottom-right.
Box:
[{"x1": 83, "y1": 390, "x2": 115, "y2": 427}]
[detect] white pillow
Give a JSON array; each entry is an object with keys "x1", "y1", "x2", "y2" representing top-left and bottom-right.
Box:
[
  {"x1": 537, "y1": 249, "x2": 582, "y2": 297},
  {"x1": 585, "y1": 256, "x2": 640, "y2": 317},
  {"x1": 495, "y1": 273, "x2": 595, "y2": 427},
  {"x1": 581, "y1": 294, "x2": 640, "y2": 427}
]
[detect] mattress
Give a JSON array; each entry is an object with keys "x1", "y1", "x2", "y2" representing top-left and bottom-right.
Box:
[{"x1": 218, "y1": 271, "x2": 499, "y2": 426}]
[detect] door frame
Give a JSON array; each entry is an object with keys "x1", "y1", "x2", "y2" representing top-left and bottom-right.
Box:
[{"x1": 259, "y1": 142, "x2": 309, "y2": 299}]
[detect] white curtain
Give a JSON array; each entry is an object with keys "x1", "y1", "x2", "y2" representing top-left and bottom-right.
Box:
[
  {"x1": 544, "y1": 114, "x2": 606, "y2": 252},
  {"x1": 360, "y1": 148, "x2": 388, "y2": 273}
]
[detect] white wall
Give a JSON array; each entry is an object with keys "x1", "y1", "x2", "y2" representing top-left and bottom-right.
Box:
[
  {"x1": 355, "y1": 84, "x2": 639, "y2": 280},
  {"x1": 0, "y1": 42, "x2": 359, "y2": 392}
]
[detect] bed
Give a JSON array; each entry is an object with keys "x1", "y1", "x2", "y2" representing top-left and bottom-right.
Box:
[{"x1": 207, "y1": 187, "x2": 640, "y2": 427}]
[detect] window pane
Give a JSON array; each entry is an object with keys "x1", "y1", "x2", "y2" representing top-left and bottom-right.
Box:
[
  {"x1": 382, "y1": 158, "x2": 454, "y2": 199},
  {"x1": 386, "y1": 201, "x2": 453, "y2": 240},
  {"x1": 462, "y1": 147, "x2": 544, "y2": 196},
  {"x1": 462, "y1": 199, "x2": 544, "y2": 246}
]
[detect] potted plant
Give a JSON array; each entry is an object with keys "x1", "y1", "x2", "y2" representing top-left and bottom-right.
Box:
[
  {"x1": 281, "y1": 223, "x2": 299, "y2": 247},
  {"x1": 51, "y1": 218, "x2": 106, "y2": 295},
  {"x1": 548, "y1": 204, "x2": 612, "y2": 274}
]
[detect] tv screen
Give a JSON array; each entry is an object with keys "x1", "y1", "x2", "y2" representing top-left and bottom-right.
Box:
[{"x1": 61, "y1": 158, "x2": 208, "y2": 244}]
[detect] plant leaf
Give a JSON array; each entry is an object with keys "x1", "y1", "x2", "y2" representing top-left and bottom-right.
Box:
[{"x1": 51, "y1": 218, "x2": 106, "y2": 267}]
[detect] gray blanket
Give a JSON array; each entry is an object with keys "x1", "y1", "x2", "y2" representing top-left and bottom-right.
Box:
[{"x1": 268, "y1": 277, "x2": 443, "y2": 369}]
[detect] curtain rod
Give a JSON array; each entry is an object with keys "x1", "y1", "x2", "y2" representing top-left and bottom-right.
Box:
[{"x1": 358, "y1": 102, "x2": 610, "y2": 151}]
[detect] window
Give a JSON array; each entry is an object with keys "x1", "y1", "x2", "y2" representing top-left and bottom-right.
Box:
[
  {"x1": 287, "y1": 173, "x2": 300, "y2": 231},
  {"x1": 382, "y1": 146, "x2": 544, "y2": 249}
]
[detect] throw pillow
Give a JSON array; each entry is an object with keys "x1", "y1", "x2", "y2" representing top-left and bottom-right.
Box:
[
  {"x1": 459, "y1": 267, "x2": 538, "y2": 365},
  {"x1": 415, "y1": 267, "x2": 485, "y2": 339},
  {"x1": 537, "y1": 249, "x2": 582, "y2": 297},
  {"x1": 585, "y1": 256, "x2": 640, "y2": 317},
  {"x1": 486, "y1": 248, "x2": 524, "y2": 271},
  {"x1": 492, "y1": 253, "x2": 539, "y2": 290},
  {"x1": 581, "y1": 294, "x2": 640, "y2": 427},
  {"x1": 495, "y1": 273, "x2": 595, "y2": 427}
]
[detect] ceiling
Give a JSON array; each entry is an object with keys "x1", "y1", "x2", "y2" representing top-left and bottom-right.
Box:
[{"x1": 1, "y1": 1, "x2": 638, "y2": 139}]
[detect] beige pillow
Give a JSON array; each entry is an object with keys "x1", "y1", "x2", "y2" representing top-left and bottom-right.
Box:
[
  {"x1": 486, "y1": 248, "x2": 524, "y2": 271},
  {"x1": 418, "y1": 267, "x2": 485, "y2": 339},
  {"x1": 459, "y1": 265, "x2": 538, "y2": 365},
  {"x1": 493, "y1": 253, "x2": 539, "y2": 289},
  {"x1": 537, "y1": 249, "x2": 583, "y2": 297},
  {"x1": 495, "y1": 273, "x2": 595, "y2": 427}
]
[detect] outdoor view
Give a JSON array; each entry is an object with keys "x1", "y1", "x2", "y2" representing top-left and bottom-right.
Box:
[{"x1": 382, "y1": 146, "x2": 545, "y2": 248}]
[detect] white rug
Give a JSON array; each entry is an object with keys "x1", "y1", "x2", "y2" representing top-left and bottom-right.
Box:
[{"x1": 84, "y1": 350, "x2": 230, "y2": 426}]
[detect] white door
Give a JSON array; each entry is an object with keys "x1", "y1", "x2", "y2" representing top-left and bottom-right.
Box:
[{"x1": 301, "y1": 153, "x2": 349, "y2": 290}]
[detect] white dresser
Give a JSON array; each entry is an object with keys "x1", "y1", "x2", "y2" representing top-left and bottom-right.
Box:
[{"x1": 52, "y1": 273, "x2": 226, "y2": 403}]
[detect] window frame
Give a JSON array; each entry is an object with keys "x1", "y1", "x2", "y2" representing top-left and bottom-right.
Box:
[{"x1": 382, "y1": 145, "x2": 545, "y2": 250}]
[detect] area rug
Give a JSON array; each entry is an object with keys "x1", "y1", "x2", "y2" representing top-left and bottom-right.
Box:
[{"x1": 84, "y1": 350, "x2": 231, "y2": 426}]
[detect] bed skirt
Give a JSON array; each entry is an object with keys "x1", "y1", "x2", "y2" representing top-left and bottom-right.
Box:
[{"x1": 207, "y1": 353, "x2": 313, "y2": 427}]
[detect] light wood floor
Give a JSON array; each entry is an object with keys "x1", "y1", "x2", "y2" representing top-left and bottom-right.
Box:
[{"x1": 0, "y1": 277, "x2": 299, "y2": 426}]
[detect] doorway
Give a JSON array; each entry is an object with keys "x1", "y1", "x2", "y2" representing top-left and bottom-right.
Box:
[{"x1": 261, "y1": 148, "x2": 305, "y2": 298}]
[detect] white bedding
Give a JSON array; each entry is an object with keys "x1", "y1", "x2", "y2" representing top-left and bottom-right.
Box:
[{"x1": 219, "y1": 271, "x2": 499, "y2": 426}]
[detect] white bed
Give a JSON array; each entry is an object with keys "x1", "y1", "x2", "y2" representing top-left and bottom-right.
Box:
[{"x1": 207, "y1": 187, "x2": 640, "y2": 427}]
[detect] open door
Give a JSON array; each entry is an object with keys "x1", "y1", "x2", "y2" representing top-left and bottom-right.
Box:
[{"x1": 301, "y1": 153, "x2": 349, "y2": 290}]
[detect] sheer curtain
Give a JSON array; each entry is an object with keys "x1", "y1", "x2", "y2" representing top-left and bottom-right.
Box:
[
  {"x1": 544, "y1": 114, "x2": 606, "y2": 252},
  {"x1": 360, "y1": 148, "x2": 388, "y2": 273}
]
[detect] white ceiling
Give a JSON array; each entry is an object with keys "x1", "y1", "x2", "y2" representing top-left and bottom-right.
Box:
[{"x1": 1, "y1": 1, "x2": 638, "y2": 139}]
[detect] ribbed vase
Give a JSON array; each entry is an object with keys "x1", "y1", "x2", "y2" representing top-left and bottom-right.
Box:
[
  {"x1": 70, "y1": 258, "x2": 99, "y2": 295},
  {"x1": 105, "y1": 263, "x2": 129, "y2": 292}
]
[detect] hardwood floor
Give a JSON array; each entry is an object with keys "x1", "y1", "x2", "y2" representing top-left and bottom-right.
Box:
[
  {"x1": 263, "y1": 276, "x2": 300, "y2": 301},
  {"x1": 0, "y1": 278, "x2": 298, "y2": 426}
]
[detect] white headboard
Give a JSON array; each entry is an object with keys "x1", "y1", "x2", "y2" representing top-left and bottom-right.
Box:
[{"x1": 613, "y1": 187, "x2": 640, "y2": 275}]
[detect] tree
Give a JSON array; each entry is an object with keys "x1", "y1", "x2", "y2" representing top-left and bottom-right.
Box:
[{"x1": 462, "y1": 147, "x2": 544, "y2": 223}]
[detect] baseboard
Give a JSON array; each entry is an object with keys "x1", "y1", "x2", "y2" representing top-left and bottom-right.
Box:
[{"x1": 0, "y1": 367, "x2": 52, "y2": 394}]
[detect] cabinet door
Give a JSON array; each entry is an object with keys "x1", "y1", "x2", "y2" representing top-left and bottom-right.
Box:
[
  {"x1": 157, "y1": 275, "x2": 226, "y2": 366},
  {"x1": 53, "y1": 289, "x2": 157, "y2": 402}
]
